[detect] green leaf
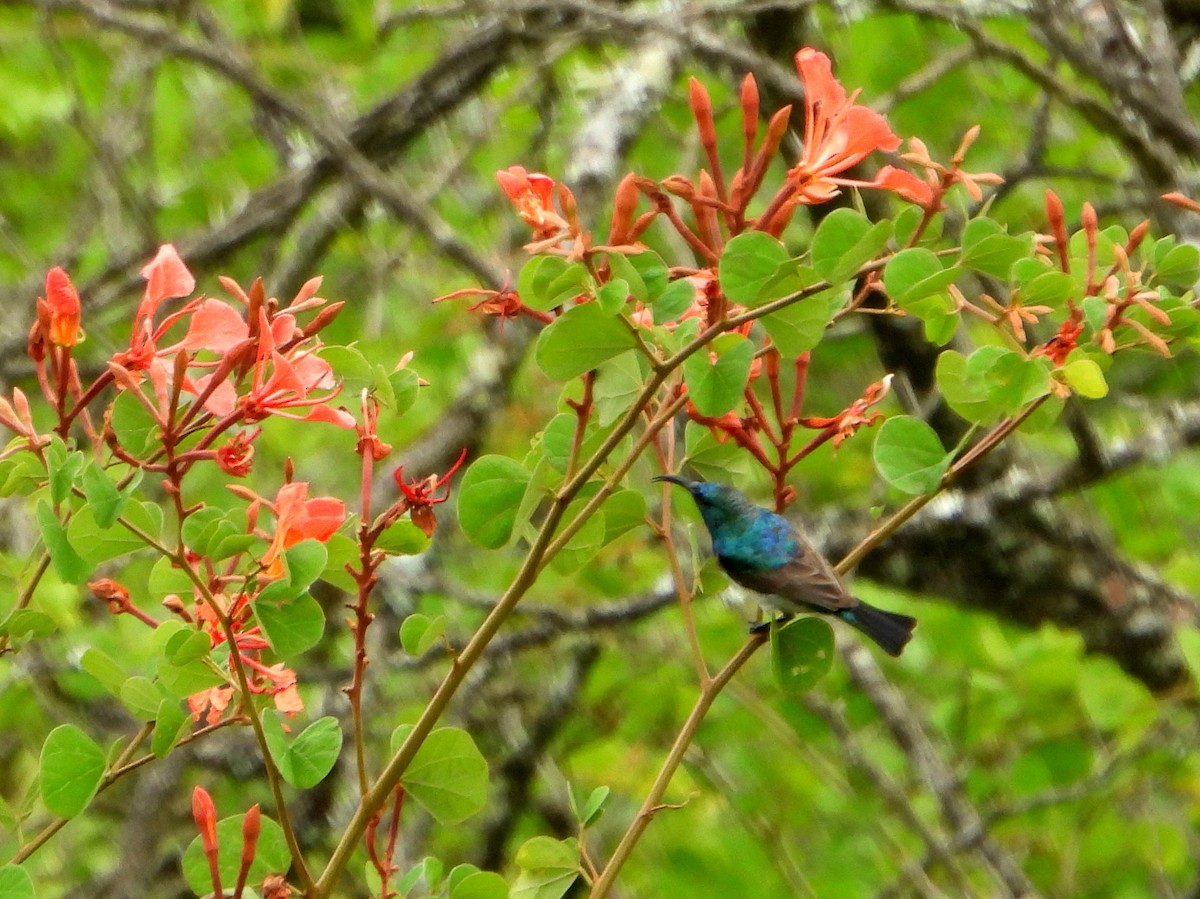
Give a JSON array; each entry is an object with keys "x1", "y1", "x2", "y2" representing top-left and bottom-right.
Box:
[
  {"x1": 936, "y1": 350, "x2": 993, "y2": 424},
  {"x1": 518, "y1": 256, "x2": 591, "y2": 312},
  {"x1": 457, "y1": 455, "x2": 532, "y2": 549},
  {"x1": 681, "y1": 333, "x2": 754, "y2": 416},
  {"x1": 510, "y1": 836, "x2": 580, "y2": 899},
  {"x1": 772, "y1": 617, "x2": 835, "y2": 694},
  {"x1": 539, "y1": 413, "x2": 579, "y2": 474},
  {"x1": 319, "y1": 345, "x2": 375, "y2": 396},
  {"x1": 388, "y1": 365, "x2": 422, "y2": 416},
  {"x1": 967, "y1": 346, "x2": 1052, "y2": 415},
  {"x1": 40, "y1": 724, "x2": 105, "y2": 818},
  {"x1": 450, "y1": 869, "x2": 509, "y2": 899},
  {"x1": 266, "y1": 715, "x2": 343, "y2": 788},
  {"x1": 903, "y1": 292, "x2": 958, "y2": 345},
  {"x1": 651, "y1": 278, "x2": 697, "y2": 323},
  {"x1": 281, "y1": 539, "x2": 327, "y2": 594},
  {"x1": 375, "y1": 518, "x2": 431, "y2": 555},
  {"x1": 593, "y1": 352, "x2": 645, "y2": 428},
  {"x1": 81, "y1": 462, "x2": 124, "y2": 529},
  {"x1": 0, "y1": 609, "x2": 55, "y2": 647},
  {"x1": 36, "y1": 501, "x2": 89, "y2": 584},
  {"x1": 400, "y1": 613, "x2": 446, "y2": 656},
  {"x1": 391, "y1": 726, "x2": 489, "y2": 826},
  {"x1": 1153, "y1": 241, "x2": 1200, "y2": 289},
  {"x1": 719, "y1": 232, "x2": 791, "y2": 306},
  {"x1": 1020, "y1": 270, "x2": 1074, "y2": 309},
  {"x1": 181, "y1": 813, "x2": 290, "y2": 896},
  {"x1": 0, "y1": 450, "x2": 45, "y2": 498},
  {"x1": 883, "y1": 248, "x2": 959, "y2": 306},
  {"x1": 811, "y1": 208, "x2": 892, "y2": 284},
  {"x1": 45, "y1": 438, "x2": 83, "y2": 506},
  {"x1": 873, "y1": 416, "x2": 951, "y2": 495},
  {"x1": 180, "y1": 506, "x2": 227, "y2": 557},
  {"x1": 1077, "y1": 656, "x2": 1154, "y2": 732},
  {"x1": 534, "y1": 303, "x2": 637, "y2": 381},
  {"x1": 150, "y1": 698, "x2": 190, "y2": 758},
  {"x1": 157, "y1": 630, "x2": 224, "y2": 698},
  {"x1": 254, "y1": 591, "x2": 325, "y2": 657},
  {"x1": 760, "y1": 289, "x2": 839, "y2": 356},
  {"x1": 1082, "y1": 296, "x2": 1108, "y2": 333},
  {"x1": 580, "y1": 785, "x2": 609, "y2": 825},
  {"x1": 80, "y1": 648, "x2": 128, "y2": 696},
  {"x1": 599, "y1": 489, "x2": 647, "y2": 543},
  {"x1": 606, "y1": 254, "x2": 646, "y2": 302},
  {"x1": 321, "y1": 533, "x2": 359, "y2": 593},
  {"x1": 683, "y1": 421, "x2": 752, "y2": 484},
  {"x1": 120, "y1": 676, "x2": 164, "y2": 721},
  {"x1": 0, "y1": 865, "x2": 35, "y2": 899},
  {"x1": 67, "y1": 499, "x2": 161, "y2": 567},
  {"x1": 1064, "y1": 358, "x2": 1108, "y2": 398},
  {"x1": 959, "y1": 218, "x2": 1030, "y2": 279},
  {"x1": 147, "y1": 556, "x2": 197, "y2": 603},
  {"x1": 595, "y1": 278, "x2": 629, "y2": 316},
  {"x1": 111, "y1": 383, "x2": 161, "y2": 452}
]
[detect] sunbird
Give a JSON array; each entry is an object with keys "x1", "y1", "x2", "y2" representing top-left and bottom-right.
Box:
[{"x1": 655, "y1": 475, "x2": 916, "y2": 656}]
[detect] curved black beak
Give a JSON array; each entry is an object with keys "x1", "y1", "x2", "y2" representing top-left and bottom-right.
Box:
[{"x1": 653, "y1": 474, "x2": 694, "y2": 489}]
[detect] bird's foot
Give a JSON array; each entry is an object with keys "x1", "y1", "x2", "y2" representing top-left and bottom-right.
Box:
[{"x1": 749, "y1": 614, "x2": 793, "y2": 635}]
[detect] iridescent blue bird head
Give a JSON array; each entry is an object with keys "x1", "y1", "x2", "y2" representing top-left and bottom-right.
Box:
[{"x1": 653, "y1": 474, "x2": 761, "y2": 532}]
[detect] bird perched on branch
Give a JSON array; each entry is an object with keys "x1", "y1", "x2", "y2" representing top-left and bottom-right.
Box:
[{"x1": 655, "y1": 475, "x2": 916, "y2": 656}]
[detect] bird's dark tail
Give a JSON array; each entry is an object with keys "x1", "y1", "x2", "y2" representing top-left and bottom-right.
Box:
[{"x1": 838, "y1": 602, "x2": 917, "y2": 657}]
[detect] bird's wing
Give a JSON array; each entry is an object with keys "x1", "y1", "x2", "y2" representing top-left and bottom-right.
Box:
[{"x1": 721, "y1": 532, "x2": 856, "y2": 613}]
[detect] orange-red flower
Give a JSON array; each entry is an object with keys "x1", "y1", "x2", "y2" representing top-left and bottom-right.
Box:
[
  {"x1": 260, "y1": 481, "x2": 346, "y2": 578},
  {"x1": 496, "y1": 166, "x2": 569, "y2": 240},
  {"x1": 799, "y1": 374, "x2": 893, "y2": 448},
  {"x1": 216, "y1": 429, "x2": 260, "y2": 477},
  {"x1": 42, "y1": 266, "x2": 84, "y2": 348},
  {"x1": 112, "y1": 244, "x2": 199, "y2": 373},
  {"x1": 788, "y1": 49, "x2": 901, "y2": 204},
  {"x1": 393, "y1": 448, "x2": 467, "y2": 537}
]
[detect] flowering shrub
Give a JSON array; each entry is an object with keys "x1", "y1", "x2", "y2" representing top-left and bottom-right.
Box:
[{"x1": 1, "y1": 46, "x2": 1196, "y2": 899}]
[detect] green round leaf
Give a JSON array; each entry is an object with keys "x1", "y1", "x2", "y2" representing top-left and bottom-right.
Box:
[
  {"x1": 253, "y1": 591, "x2": 325, "y2": 658},
  {"x1": 873, "y1": 416, "x2": 951, "y2": 495},
  {"x1": 883, "y1": 247, "x2": 959, "y2": 306},
  {"x1": 81, "y1": 461, "x2": 124, "y2": 529},
  {"x1": 40, "y1": 725, "x2": 105, "y2": 818},
  {"x1": 400, "y1": 613, "x2": 446, "y2": 656},
  {"x1": 181, "y1": 813, "x2": 290, "y2": 896},
  {"x1": 0, "y1": 865, "x2": 35, "y2": 899},
  {"x1": 772, "y1": 617, "x2": 835, "y2": 695},
  {"x1": 511, "y1": 836, "x2": 580, "y2": 899},
  {"x1": 392, "y1": 726, "x2": 489, "y2": 826},
  {"x1": 1064, "y1": 358, "x2": 1108, "y2": 399},
  {"x1": 375, "y1": 518, "x2": 431, "y2": 555},
  {"x1": 719, "y1": 232, "x2": 791, "y2": 306},
  {"x1": 681, "y1": 333, "x2": 754, "y2": 416},
  {"x1": 518, "y1": 256, "x2": 591, "y2": 312},
  {"x1": 651, "y1": 278, "x2": 697, "y2": 323},
  {"x1": 761, "y1": 290, "x2": 839, "y2": 355},
  {"x1": 959, "y1": 218, "x2": 1030, "y2": 279},
  {"x1": 935, "y1": 351, "x2": 993, "y2": 424},
  {"x1": 457, "y1": 455, "x2": 532, "y2": 549},
  {"x1": 120, "y1": 675, "x2": 165, "y2": 721},
  {"x1": 271, "y1": 716, "x2": 343, "y2": 788},
  {"x1": 593, "y1": 353, "x2": 645, "y2": 428},
  {"x1": 36, "y1": 500, "x2": 89, "y2": 585},
  {"x1": 451, "y1": 870, "x2": 509, "y2": 899},
  {"x1": 282, "y1": 539, "x2": 328, "y2": 593},
  {"x1": 811, "y1": 207, "x2": 892, "y2": 284},
  {"x1": 151, "y1": 698, "x2": 191, "y2": 759},
  {"x1": 534, "y1": 303, "x2": 637, "y2": 381}
]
